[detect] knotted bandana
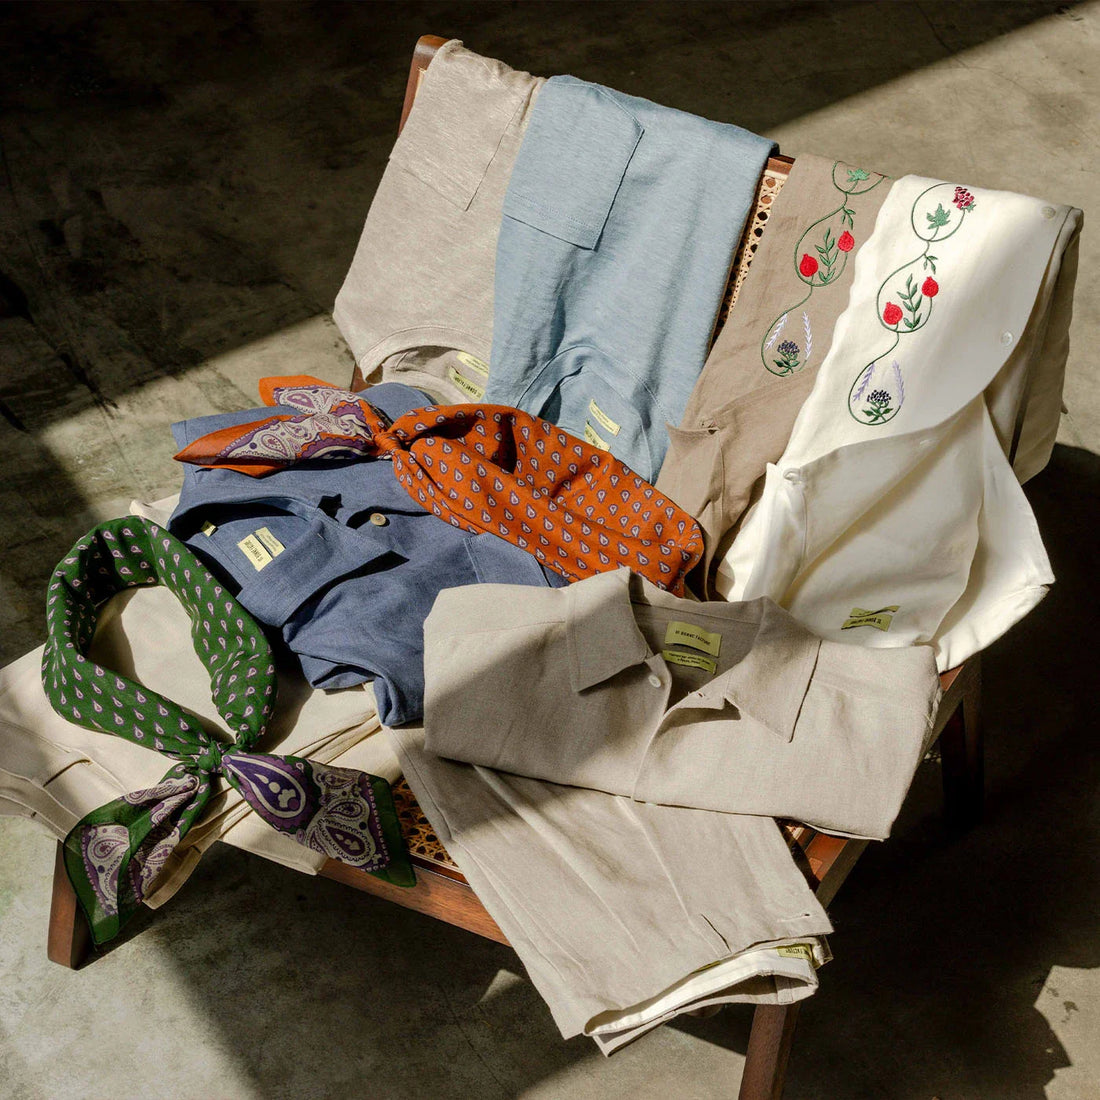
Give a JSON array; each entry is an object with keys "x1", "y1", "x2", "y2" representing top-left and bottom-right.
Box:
[
  {"x1": 41, "y1": 517, "x2": 413, "y2": 946},
  {"x1": 174, "y1": 376, "x2": 704, "y2": 596}
]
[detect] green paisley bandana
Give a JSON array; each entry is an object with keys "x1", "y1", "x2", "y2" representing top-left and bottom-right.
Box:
[{"x1": 42, "y1": 517, "x2": 413, "y2": 946}]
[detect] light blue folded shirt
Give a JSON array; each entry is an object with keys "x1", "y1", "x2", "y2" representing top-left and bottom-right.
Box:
[{"x1": 484, "y1": 75, "x2": 776, "y2": 482}]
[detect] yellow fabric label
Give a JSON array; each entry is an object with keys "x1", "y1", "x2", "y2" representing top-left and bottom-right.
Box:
[
  {"x1": 456, "y1": 351, "x2": 490, "y2": 378},
  {"x1": 776, "y1": 943, "x2": 817, "y2": 966},
  {"x1": 448, "y1": 365, "x2": 485, "y2": 400},
  {"x1": 664, "y1": 621, "x2": 722, "y2": 656},
  {"x1": 662, "y1": 649, "x2": 717, "y2": 675},
  {"x1": 255, "y1": 526, "x2": 285, "y2": 558},
  {"x1": 841, "y1": 606, "x2": 900, "y2": 632},
  {"x1": 588, "y1": 399, "x2": 621, "y2": 436},
  {"x1": 584, "y1": 422, "x2": 611, "y2": 450},
  {"x1": 200, "y1": 520, "x2": 217, "y2": 537},
  {"x1": 237, "y1": 534, "x2": 273, "y2": 571}
]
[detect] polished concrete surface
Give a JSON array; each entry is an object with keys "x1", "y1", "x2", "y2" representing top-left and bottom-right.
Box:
[{"x1": 1, "y1": 3, "x2": 1098, "y2": 1097}]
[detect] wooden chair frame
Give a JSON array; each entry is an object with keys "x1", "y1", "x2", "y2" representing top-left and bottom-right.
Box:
[{"x1": 44, "y1": 37, "x2": 987, "y2": 1100}]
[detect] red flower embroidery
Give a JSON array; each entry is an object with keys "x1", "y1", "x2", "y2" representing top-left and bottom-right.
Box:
[
  {"x1": 799, "y1": 253, "x2": 819, "y2": 277},
  {"x1": 882, "y1": 302, "x2": 903, "y2": 326},
  {"x1": 953, "y1": 186, "x2": 975, "y2": 210},
  {"x1": 922, "y1": 276, "x2": 939, "y2": 297},
  {"x1": 837, "y1": 231, "x2": 855, "y2": 252}
]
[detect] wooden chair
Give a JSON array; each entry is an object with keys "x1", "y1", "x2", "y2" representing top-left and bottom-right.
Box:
[{"x1": 45, "y1": 36, "x2": 987, "y2": 1100}]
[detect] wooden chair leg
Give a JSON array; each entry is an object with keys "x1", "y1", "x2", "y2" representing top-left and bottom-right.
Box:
[
  {"x1": 47, "y1": 841, "x2": 91, "y2": 969},
  {"x1": 939, "y1": 673, "x2": 984, "y2": 830},
  {"x1": 738, "y1": 1002, "x2": 801, "y2": 1100}
]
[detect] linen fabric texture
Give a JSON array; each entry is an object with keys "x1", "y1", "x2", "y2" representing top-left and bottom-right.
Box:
[
  {"x1": 655, "y1": 156, "x2": 892, "y2": 591},
  {"x1": 484, "y1": 74, "x2": 777, "y2": 482},
  {"x1": 334, "y1": 40, "x2": 543, "y2": 403},
  {"x1": 39, "y1": 518, "x2": 410, "y2": 943},
  {"x1": 169, "y1": 382, "x2": 568, "y2": 726},
  {"x1": 422, "y1": 569, "x2": 941, "y2": 841},
  {"x1": 174, "y1": 376, "x2": 704, "y2": 594},
  {"x1": 390, "y1": 723, "x2": 832, "y2": 1054},
  {"x1": 717, "y1": 178, "x2": 1083, "y2": 670}
]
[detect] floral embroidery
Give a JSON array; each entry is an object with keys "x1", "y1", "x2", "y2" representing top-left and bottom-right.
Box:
[
  {"x1": 762, "y1": 162, "x2": 886, "y2": 376},
  {"x1": 847, "y1": 182, "x2": 976, "y2": 425}
]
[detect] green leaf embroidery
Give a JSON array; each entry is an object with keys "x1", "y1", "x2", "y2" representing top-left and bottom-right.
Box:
[
  {"x1": 847, "y1": 168, "x2": 870, "y2": 182},
  {"x1": 926, "y1": 204, "x2": 951, "y2": 229}
]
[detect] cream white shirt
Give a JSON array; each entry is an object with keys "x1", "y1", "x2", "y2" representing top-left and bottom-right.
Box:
[{"x1": 717, "y1": 176, "x2": 1082, "y2": 670}]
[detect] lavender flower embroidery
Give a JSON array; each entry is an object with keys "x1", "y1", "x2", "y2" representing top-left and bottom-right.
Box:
[{"x1": 773, "y1": 339, "x2": 801, "y2": 375}]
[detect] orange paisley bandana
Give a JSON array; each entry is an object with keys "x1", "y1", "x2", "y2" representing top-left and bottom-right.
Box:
[{"x1": 174, "y1": 377, "x2": 703, "y2": 595}]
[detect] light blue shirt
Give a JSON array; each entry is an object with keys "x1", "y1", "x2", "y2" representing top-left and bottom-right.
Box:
[
  {"x1": 485, "y1": 75, "x2": 776, "y2": 482},
  {"x1": 169, "y1": 383, "x2": 565, "y2": 726}
]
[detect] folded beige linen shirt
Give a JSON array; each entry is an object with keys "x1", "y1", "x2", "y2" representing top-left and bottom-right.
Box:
[
  {"x1": 655, "y1": 155, "x2": 892, "y2": 590},
  {"x1": 391, "y1": 722, "x2": 832, "y2": 1053},
  {"x1": 422, "y1": 568, "x2": 941, "y2": 841},
  {"x1": 0, "y1": 525, "x2": 396, "y2": 907},
  {"x1": 333, "y1": 40, "x2": 544, "y2": 403}
]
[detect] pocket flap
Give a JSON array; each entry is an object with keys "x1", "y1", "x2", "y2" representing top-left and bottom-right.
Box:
[
  {"x1": 388, "y1": 45, "x2": 524, "y2": 211},
  {"x1": 503, "y1": 77, "x2": 642, "y2": 249}
]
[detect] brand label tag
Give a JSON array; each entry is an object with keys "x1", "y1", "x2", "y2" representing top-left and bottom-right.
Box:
[
  {"x1": 775, "y1": 943, "x2": 817, "y2": 966},
  {"x1": 664, "y1": 621, "x2": 722, "y2": 656},
  {"x1": 254, "y1": 526, "x2": 285, "y2": 557},
  {"x1": 448, "y1": 365, "x2": 485, "y2": 400},
  {"x1": 584, "y1": 421, "x2": 611, "y2": 450},
  {"x1": 841, "y1": 605, "x2": 899, "y2": 632},
  {"x1": 456, "y1": 351, "x2": 490, "y2": 378},
  {"x1": 662, "y1": 649, "x2": 717, "y2": 675},
  {"x1": 238, "y1": 534, "x2": 273, "y2": 571},
  {"x1": 588, "y1": 399, "x2": 621, "y2": 436}
]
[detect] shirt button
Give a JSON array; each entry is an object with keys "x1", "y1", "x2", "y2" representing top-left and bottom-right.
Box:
[
  {"x1": 1000, "y1": 332, "x2": 1014, "y2": 347},
  {"x1": 1042, "y1": 205, "x2": 1057, "y2": 219},
  {"x1": 648, "y1": 674, "x2": 662, "y2": 688},
  {"x1": 783, "y1": 468, "x2": 803, "y2": 485},
  {"x1": 368, "y1": 513, "x2": 389, "y2": 527}
]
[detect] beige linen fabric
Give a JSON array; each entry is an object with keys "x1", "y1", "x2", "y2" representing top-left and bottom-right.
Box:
[
  {"x1": 390, "y1": 723, "x2": 831, "y2": 1054},
  {"x1": 333, "y1": 40, "x2": 544, "y2": 402},
  {"x1": 656, "y1": 156, "x2": 892, "y2": 590},
  {"x1": 423, "y1": 569, "x2": 940, "y2": 841},
  {"x1": 0, "y1": 574, "x2": 395, "y2": 908}
]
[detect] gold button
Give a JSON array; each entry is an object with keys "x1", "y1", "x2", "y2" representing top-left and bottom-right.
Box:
[{"x1": 369, "y1": 513, "x2": 388, "y2": 527}]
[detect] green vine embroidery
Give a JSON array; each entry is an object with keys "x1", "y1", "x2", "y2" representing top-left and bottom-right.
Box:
[
  {"x1": 846, "y1": 182, "x2": 976, "y2": 426},
  {"x1": 761, "y1": 163, "x2": 885, "y2": 377}
]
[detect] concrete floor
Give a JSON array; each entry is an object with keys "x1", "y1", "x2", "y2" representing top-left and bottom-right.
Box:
[{"x1": 1, "y1": 3, "x2": 1098, "y2": 1097}]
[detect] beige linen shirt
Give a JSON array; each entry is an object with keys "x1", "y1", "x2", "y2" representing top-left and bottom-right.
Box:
[
  {"x1": 333, "y1": 40, "x2": 543, "y2": 403},
  {"x1": 422, "y1": 568, "x2": 941, "y2": 841},
  {"x1": 655, "y1": 156, "x2": 892, "y2": 590}
]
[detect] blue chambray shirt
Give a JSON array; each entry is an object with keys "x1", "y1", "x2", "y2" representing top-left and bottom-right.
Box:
[
  {"x1": 168, "y1": 383, "x2": 566, "y2": 726},
  {"x1": 485, "y1": 75, "x2": 776, "y2": 482}
]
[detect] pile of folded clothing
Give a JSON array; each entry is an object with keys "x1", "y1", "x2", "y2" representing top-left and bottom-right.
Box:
[{"x1": 0, "y1": 38, "x2": 1081, "y2": 1053}]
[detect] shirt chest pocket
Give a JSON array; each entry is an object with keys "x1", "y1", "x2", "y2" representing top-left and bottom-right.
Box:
[
  {"x1": 387, "y1": 55, "x2": 525, "y2": 211},
  {"x1": 503, "y1": 77, "x2": 643, "y2": 249}
]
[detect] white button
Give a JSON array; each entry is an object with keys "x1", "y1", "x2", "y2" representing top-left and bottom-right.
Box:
[
  {"x1": 918, "y1": 438, "x2": 933, "y2": 449},
  {"x1": 1042, "y1": 205, "x2": 1057, "y2": 219},
  {"x1": 369, "y1": 513, "x2": 388, "y2": 527},
  {"x1": 1000, "y1": 332, "x2": 1014, "y2": 347},
  {"x1": 783, "y1": 468, "x2": 802, "y2": 485},
  {"x1": 648, "y1": 674, "x2": 662, "y2": 688}
]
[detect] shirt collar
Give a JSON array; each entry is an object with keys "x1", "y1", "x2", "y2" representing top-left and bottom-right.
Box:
[{"x1": 566, "y1": 568, "x2": 820, "y2": 742}]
